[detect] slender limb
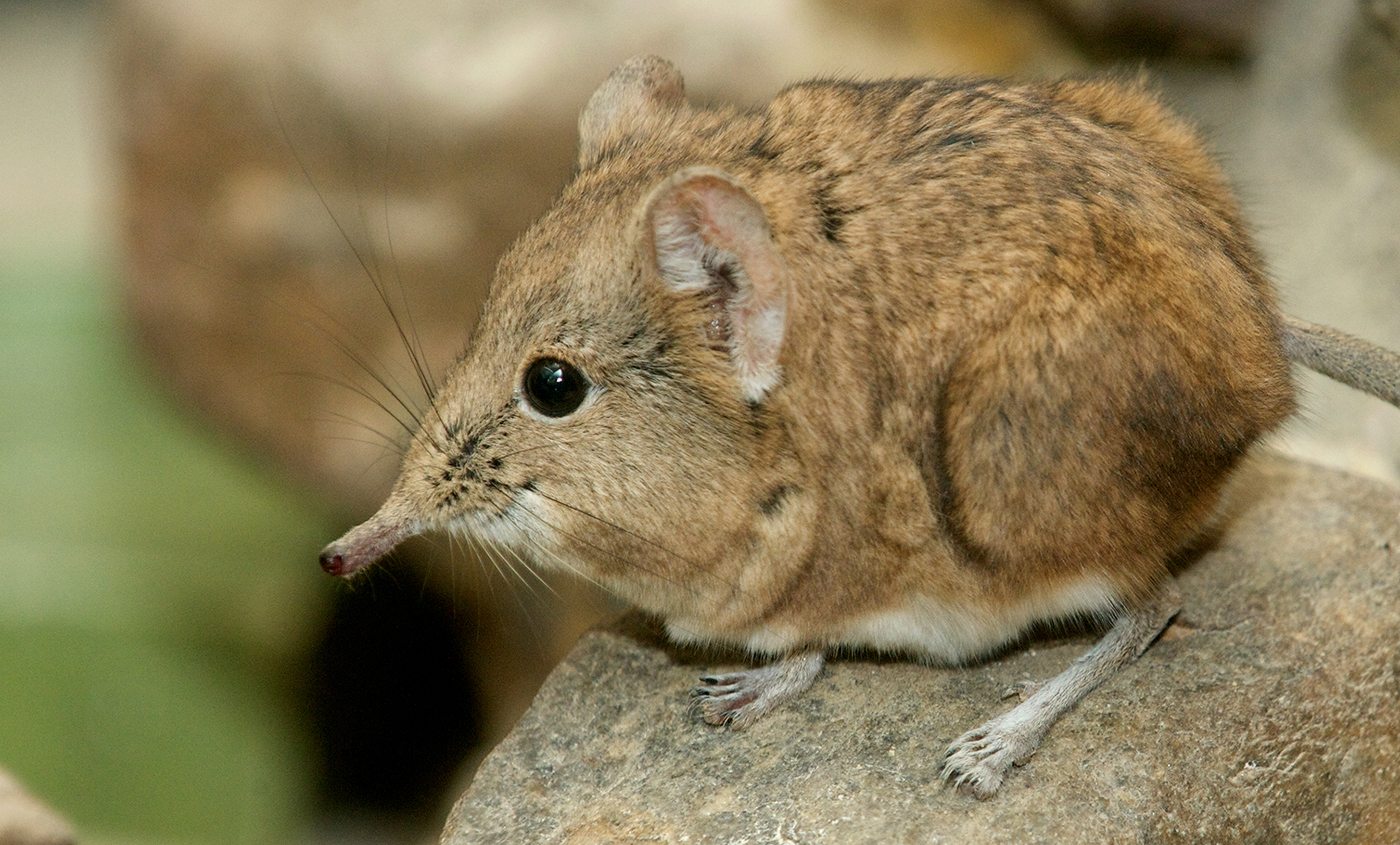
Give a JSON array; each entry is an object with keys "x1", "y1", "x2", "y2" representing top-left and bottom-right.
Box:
[
  {"x1": 942, "y1": 578, "x2": 1182, "y2": 799},
  {"x1": 693, "y1": 650, "x2": 825, "y2": 730}
]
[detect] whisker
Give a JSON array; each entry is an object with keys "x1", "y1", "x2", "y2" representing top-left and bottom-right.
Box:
[
  {"x1": 447, "y1": 516, "x2": 527, "y2": 600},
  {"x1": 351, "y1": 130, "x2": 448, "y2": 437},
  {"x1": 268, "y1": 88, "x2": 442, "y2": 435},
  {"x1": 495, "y1": 441, "x2": 573, "y2": 461},
  {"x1": 377, "y1": 127, "x2": 439, "y2": 399},
  {"x1": 486, "y1": 535, "x2": 549, "y2": 598},
  {"x1": 473, "y1": 487, "x2": 620, "y2": 596},
  {"x1": 472, "y1": 536, "x2": 556, "y2": 651},
  {"x1": 491, "y1": 528, "x2": 562, "y2": 599},
  {"x1": 299, "y1": 314, "x2": 428, "y2": 433},
  {"x1": 450, "y1": 532, "x2": 494, "y2": 642},
  {"x1": 463, "y1": 534, "x2": 518, "y2": 628},
  {"x1": 317, "y1": 410, "x2": 407, "y2": 453},
  {"x1": 485, "y1": 440, "x2": 705, "y2": 591},
  {"x1": 441, "y1": 529, "x2": 465, "y2": 622},
  {"x1": 501, "y1": 492, "x2": 726, "y2": 601},
  {"x1": 527, "y1": 488, "x2": 716, "y2": 581},
  {"x1": 494, "y1": 517, "x2": 584, "y2": 600}
]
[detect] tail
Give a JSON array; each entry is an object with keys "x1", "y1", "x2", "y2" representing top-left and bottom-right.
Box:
[{"x1": 1280, "y1": 315, "x2": 1400, "y2": 408}]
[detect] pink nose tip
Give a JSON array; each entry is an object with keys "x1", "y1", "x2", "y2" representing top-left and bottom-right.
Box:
[{"x1": 320, "y1": 551, "x2": 347, "y2": 576}]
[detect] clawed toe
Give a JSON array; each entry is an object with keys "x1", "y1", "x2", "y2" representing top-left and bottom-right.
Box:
[
  {"x1": 941, "y1": 736, "x2": 1012, "y2": 799},
  {"x1": 689, "y1": 651, "x2": 825, "y2": 731},
  {"x1": 692, "y1": 680, "x2": 760, "y2": 727},
  {"x1": 1000, "y1": 679, "x2": 1044, "y2": 701},
  {"x1": 940, "y1": 714, "x2": 1042, "y2": 800}
]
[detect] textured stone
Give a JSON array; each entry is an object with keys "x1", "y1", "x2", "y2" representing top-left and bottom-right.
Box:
[
  {"x1": 0, "y1": 769, "x2": 74, "y2": 845},
  {"x1": 443, "y1": 456, "x2": 1400, "y2": 844}
]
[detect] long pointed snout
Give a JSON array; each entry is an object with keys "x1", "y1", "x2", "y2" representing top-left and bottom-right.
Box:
[{"x1": 318, "y1": 504, "x2": 422, "y2": 578}]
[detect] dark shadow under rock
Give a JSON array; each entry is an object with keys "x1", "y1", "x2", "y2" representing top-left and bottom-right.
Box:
[{"x1": 443, "y1": 455, "x2": 1400, "y2": 844}]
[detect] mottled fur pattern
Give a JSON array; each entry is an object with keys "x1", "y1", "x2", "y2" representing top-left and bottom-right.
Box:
[
  {"x1": 320, "y1": 57, "x2": 1379, "y2": 797},
  {"x1": 421, "y1": 61, "x2": 1294, "y2": 645}
]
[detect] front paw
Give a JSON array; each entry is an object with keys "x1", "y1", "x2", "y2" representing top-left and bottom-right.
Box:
[
  {"x1": 690, "y1": 651, "x2": 824, "y2": 731},
  {"x1": 693, "y1": 672, "x2": 765, "y2": 729}
]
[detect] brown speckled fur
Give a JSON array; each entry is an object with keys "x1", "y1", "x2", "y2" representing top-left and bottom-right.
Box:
[
  {"x1": 320, "y1": 57, "x2": 1336, "y2": 795},
  {"x1": 329, "y1": 60, "x2": 1298, "y2": 646}
]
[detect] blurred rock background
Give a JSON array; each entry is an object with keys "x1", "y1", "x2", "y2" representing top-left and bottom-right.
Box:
[{"x1": 2, "y1": 0, "x2": 1397, "y2": 843}]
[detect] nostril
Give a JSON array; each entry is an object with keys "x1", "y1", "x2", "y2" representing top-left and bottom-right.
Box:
[{"x1": 320, "y1": 551, "x2": 346, "y2": 576}]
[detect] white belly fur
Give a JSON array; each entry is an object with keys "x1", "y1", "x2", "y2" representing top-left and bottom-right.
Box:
[
  {"x1": 832, "y1": 575, "x2": 1123, "y2": 663},
  {"x1": 665, "y1": 574, "x2": 1123, "y2": 662}
]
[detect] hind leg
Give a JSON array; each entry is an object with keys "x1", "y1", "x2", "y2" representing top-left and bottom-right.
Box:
[{"x1": 941, "y1": 579, "x2": 1181, "y2": 799}]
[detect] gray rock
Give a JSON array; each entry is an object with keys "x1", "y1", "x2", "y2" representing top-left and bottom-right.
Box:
[
  {"x1": 0, "y1": 768, "x2": 74, "y2": 845},
  {"x1": 443, "y1": 455, "x2": 1400, "y2": 844}
]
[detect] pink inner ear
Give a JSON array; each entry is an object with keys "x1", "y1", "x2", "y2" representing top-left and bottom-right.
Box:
[
  {"x1": 684, "y1": 176, "x2": 767, "y2": 251},
  {"x1": 647, "y1": 168, "x2": 788, "y2": 403}
]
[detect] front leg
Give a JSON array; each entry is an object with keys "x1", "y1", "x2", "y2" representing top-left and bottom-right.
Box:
[
  {"x1": 693, "y1": 650, "x2": 824, "y2": 729},
  {"x1": 942, "y1": 579, "x2": 1182, "y2": 799}
]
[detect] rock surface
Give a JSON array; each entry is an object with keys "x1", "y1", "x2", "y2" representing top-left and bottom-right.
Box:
[
  {"x1": 443, "y1": 455, "x2": 1400, "y2": 844},
  {"x1": 0, "y1": 768, "x2": 74, "y2": 845}
]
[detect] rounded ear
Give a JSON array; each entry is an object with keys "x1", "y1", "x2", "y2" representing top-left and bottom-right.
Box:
[
  {"x1": 578, "y1": 56, "x2": 687, "y2": 170},
  {"x1": 644, "y1": 167, "x2": 788, "y2": 404}
]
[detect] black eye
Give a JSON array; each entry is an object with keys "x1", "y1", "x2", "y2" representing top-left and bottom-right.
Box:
[{"x1": 523, "y1": 358, "x2": 589, "y2": 418}]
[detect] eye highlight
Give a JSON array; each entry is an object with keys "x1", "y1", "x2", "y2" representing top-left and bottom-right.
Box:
[{"x1": 523, "y1": 358, "x2": 590, "y2": 418}]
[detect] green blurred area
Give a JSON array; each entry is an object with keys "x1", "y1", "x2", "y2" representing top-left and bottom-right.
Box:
[{"x1": 0, "y1": 255, "x2": 335, "y2": 843}]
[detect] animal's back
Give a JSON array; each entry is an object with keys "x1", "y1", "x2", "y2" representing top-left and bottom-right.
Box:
[
  {"x1": 319, "y1": 58, "x2": 1381, "y2": 798},
  {"x1": 627, "y1": 76, "x2": 1302, "y2": 608},
  {"x1": 460, "y1": 71, "x2": 1299, "y2": 638}
]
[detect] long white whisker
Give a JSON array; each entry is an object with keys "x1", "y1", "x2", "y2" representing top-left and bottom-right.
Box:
[
  {"x1": 499, "y1": 514, "x2": 599, "y2": 597},
  {"x1": 502, "y1": 493, "x2": 722, "y2": 600},
  {"x1": 470, "y1": 486, "x2": 616, "y2": 596},
  {"x1": 490, "y1": 537, "x2": 550, "y2": 599},
  {"x1": 495, "y1": 531, "x2": 562, "y2": 599},
  {"x1": 520, "y1": 488, "x2": 747, "y2": 597},
  {"x1": 478, "y1": 536, "x2": 555, "y2": 650}
]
